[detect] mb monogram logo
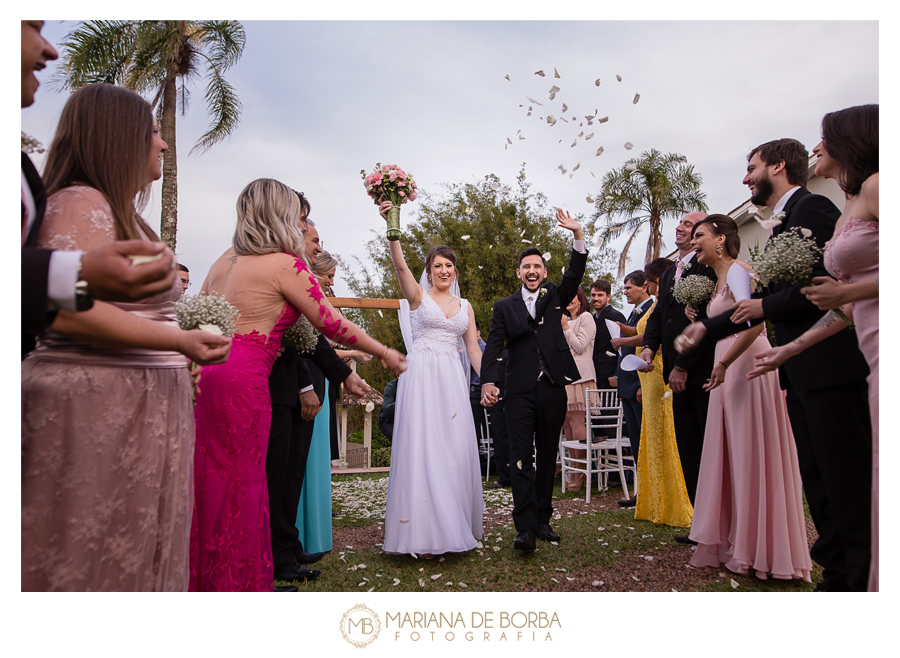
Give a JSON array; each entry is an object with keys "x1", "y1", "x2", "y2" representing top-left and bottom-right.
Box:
[{"x1": 340, "y1": 604, "x2": 382, "y2": 648}]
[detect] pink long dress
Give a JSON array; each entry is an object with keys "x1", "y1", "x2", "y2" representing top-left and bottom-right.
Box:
[
  {"x1": 189, "y1": 284, "x2": 301, "y2": 592},
  {"x1": 689, "y1": 275, "x2": 812, "y2": 581},
  {"x1": 824, "y1": 218, "x2": 879, "y2": 592},
  {"x1": 21, "y1": 187, "x2": 194, "y2": 591}
]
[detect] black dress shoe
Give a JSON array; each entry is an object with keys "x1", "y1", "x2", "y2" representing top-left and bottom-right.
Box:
[
  {"x1": 513, "y1": 530, "x2": 536, "y2": 552},
  {"x1": 487, "y1": 481, "x2": 511, "y2": 489},
  {"x1": 674, "y1": 535, "x2": 697, "y2": 545},
  {"x1": 617, "y1": 496, "x2": 637, "y2": 508},
  {"x1": 536, "y1": 524, "x2": 560, "y2": 543},
  {"x1": 274, "y1": 585, "x2": 299, "y2": 592},
  {"x1": 275, "y1": 564, "x2": 321, "y2": 582},
  {"x1": 295, "y1": 551, "x2": 325, "y2": 565}
]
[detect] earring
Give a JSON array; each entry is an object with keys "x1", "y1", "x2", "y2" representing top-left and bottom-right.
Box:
[{"x1": 716, "y1": 243, "x2": 723, "y2": 256}]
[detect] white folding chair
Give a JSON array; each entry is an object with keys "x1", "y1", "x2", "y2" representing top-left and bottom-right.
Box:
[
  {"x1": 559, "y1": 388, "x2": 636, "y2": 503},
  {"x1": 478, "y1": 408, "x2": 493, "y2": 483}
]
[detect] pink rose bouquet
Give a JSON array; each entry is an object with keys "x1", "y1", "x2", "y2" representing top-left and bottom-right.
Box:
[{"x1": 361, "y1": 163, "x2": 418, "y2": 240}]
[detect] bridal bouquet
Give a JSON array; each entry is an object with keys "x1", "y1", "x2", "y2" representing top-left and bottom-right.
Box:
[
  {"x1": 673, "y1": 274, "x2": 715, "y2": 312},
  {"x1": 176, "y1": 292, "x2": 240, "y2": 337},
  {"x1": 749, "y1": 227, "x2": 851, "y2": 326},
  {"x1": 282, "y1": 316, "x2": 319, "y2": 354},
  {"x1": 361, "y1": 163, "x2": 419, "y2": 241}
]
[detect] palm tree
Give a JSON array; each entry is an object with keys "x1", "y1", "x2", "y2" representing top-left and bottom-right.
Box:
[
  {"x1": 592, "y1": 149, "x2": 707, "y2": 278},
  {"x1": 54, "y1": 20, "x2": 246, "y2": 250}
]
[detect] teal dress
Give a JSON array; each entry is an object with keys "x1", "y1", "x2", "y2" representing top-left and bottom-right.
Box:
[{"x1": 295, "y1": 382, "x2": 333, "y2": 553}]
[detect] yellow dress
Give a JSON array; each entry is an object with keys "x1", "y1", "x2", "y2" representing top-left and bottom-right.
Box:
[{"x1": 633, "y1": 303, "x2": 693, "y2": 527}]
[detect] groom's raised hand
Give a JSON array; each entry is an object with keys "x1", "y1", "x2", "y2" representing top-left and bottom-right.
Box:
[{"x1": 555, "y1": 209, "x2": 584, "y2": 241}]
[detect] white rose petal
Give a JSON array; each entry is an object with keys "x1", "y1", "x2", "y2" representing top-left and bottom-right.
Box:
[
  {"x1": 542, "y1": 252, "x2": 551, "y2": 261},
  {"x1": 731, "y1": 579, "x2": 739, "y2": 589},
  {"x1": 365, "y1": 402, "x2": 375, "y2": 413},
  {"x1": 516, "y1": 460, "x2": 523, "y2": 469},
  {"x1": 461, "y1": 235, "x2": 471, "y2": 240},
  {"x1": 393, "y1": 578, "x2": 400, "y2": 586},
  {"x1": 661, "y1": 391, "x2": 672, "y2": 400},
  {"x1": 633, "y1": 93, "x2": 640, "y2": 104},
  {"x1": 616, "y1": 74, "x2": 622, "y2": 82},
  {"x1": 800, "y1": 228, "x2": 813, "y2": 237},
  {"x1": 431, "y1": 574, "x2": 442, "y2": 580},
  {"x1": 198, "y1": 324, "x2": 223, "y2": 336},
  {"x1": 596, "y1": 147, "x2": 605, "y2": 156},
  {"x1": 129, "y1": 253, "x2": 164, "y2": 266},
  {"x1": 593, "y1": 580, "x2": 604, "y2": 586},
  {"x1": 624, "y1": 142, "x2": 634, "y2": 150}
]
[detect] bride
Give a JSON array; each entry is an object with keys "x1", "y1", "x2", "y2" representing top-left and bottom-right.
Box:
[{"x1": 378, "y1": 200, "x2": 485, "y2": 555}]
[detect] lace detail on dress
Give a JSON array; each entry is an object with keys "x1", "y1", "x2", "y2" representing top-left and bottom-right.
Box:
[
  {"x1": 409, "y1": 292, "x2": 469, "y2": 355},
  {"x1": 825, "y1": 218, "x2": 879, "y2": 283}
]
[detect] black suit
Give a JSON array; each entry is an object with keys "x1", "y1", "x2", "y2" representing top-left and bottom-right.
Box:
[
  {"x1": 702, "y1": 187, "x2": 871, "y2": 591},
  {"x1": 22, "y1": 152, "x2": 57, "y2": 348},
  {"x1": 641, "y1": 256, "x2": 717, "y2": 503},
  {"x1": 267, "y1": 337, "x2": 351, "y2": 572},
  {"x1": 616, "y1": 298, "x2": 653, "y2": 463},
  {"x1": 482, "y1": 247, "x2": 587, "y2": 533},
  {"x1": 592, "y1": 304, "x2": 627, "y2": 388}
]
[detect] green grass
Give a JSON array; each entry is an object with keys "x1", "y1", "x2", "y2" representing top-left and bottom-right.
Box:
[{"x1": 277, "y1": 473, "x2": 819, "y2": 592}]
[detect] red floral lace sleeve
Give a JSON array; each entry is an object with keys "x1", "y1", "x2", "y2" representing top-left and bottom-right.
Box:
[{"x1": 289, "y1": 255, "x2": 358, "y2": 345}]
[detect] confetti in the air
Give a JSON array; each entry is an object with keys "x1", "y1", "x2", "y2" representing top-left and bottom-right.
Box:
[
  {"x1": 505, "y1": 74, "x2": 510, "y2": 81},
  {"x1": 633, "y1": 93, "x2": 641, "y2": 104},
  {"x1": 535, "y1": 70, "x2": 545, "y2": 77},
  {"x1": 596, "y1": 147, "x2": 605, "y2": 156},
  {"x1": 587, "y1": 196, "x2": 595, "y2": 203},
  {"x1": 594, "y1": 78, "x2": 601, "y2": 86},
  {"x1": 542, "y1": 252, "x2": 551, "y2": 261},
  {"x1": 466, "y1": 206, "x2": 474, "y2": 214},
  {"x1": 597, "y1": 116, "x2": 609, "y2": 124},
  {"x1": 624, "y1": 142, "x2": 634, "y2": 150},
  {"x1": 616, "y1": 74, "x2": 622, "y2": 82},
  {"x1": 554, "y1": 67, "x2": 560, "y2": 78}
]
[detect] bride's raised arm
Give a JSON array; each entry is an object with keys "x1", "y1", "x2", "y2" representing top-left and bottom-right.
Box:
[{"x1": 379, "y1": 200, "x2": 423, "y2": 307}]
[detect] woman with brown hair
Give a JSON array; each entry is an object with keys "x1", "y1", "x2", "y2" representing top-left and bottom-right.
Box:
[
  {"x1": 379, "y1": 201, "x2": 485, "y2": 556},
  {"x1": 559, "y1": 287, "x2": 596, "y2": 491},
  {"x1": 21, "y1": 83, "x2": 232, "y2": 591}
]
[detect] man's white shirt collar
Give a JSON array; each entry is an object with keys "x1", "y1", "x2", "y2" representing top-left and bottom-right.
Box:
[{"x1": 772, "y1": 186, "x2": 801, "y2": 214}]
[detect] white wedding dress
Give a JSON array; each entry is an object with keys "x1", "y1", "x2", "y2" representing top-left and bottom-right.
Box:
[{"x1": 383, "y1": 292, "x2": 485, "y2": 554}]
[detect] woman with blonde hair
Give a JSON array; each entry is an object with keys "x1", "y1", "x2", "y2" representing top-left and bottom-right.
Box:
[
  {"x1": 21, "y1": 83, "x2": 231, "y2": 591},
  {"x1": 191, "y1": 178, "x2": 405, "y2": 591}
]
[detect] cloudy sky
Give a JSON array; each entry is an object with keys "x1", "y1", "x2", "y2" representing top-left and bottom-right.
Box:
[{"x1": 20, "y1": 18, "x2": 879, "y2": 298}]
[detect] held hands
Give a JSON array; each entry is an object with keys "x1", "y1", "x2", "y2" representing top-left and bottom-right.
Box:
[
  {"x1": 178, "y1": 330, "x2": 231, "y2": 366},
  {"x1": 299, "y1": 389, "x2": 322, "y2": 421},
  {"x1": 81, "y1": 240, "x2": 177, "y2": 302},
  {"x1": 684, "y1": 306, "x2": 698, "y2": 321},
  {"x1": 730, "y1": 298, "x2": 764, "y2": 324},
  {"x1": 801, "y1": 277, "x2": 848, "y2": 311},
  {"x1": 481, "y1": 383, "x2": 501, "y2": 407},
  {"x1": 555, "y1": 209, "x2": 584, "y2": 241},
  {"x1": 343, "y1": 373, "x2": 372, "y2": 398},
  {"x1": 703, "y1": 363, "x2": 726, "y2": 391},
  {"x1": 674, "y1": 322, "x2": 706, "y2": 354}
]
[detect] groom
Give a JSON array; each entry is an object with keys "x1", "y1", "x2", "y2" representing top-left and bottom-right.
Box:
[{"x1": 481, "y1": 210, "x2": 587, "y2": 552}]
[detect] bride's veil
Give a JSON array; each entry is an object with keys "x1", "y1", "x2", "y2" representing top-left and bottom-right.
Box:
[{"x1": 398, "y1": 268, "x2": 472, "y2": 386}]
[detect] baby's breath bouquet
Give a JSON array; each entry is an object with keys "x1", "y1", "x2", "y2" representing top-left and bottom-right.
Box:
[
  {"x1": 176, "y1": 293, "x2": 240, "y2": 337},
  {"x1": 282, "y1": 316, "x2": 319, "y2": 354},
  {"x1": 749, "y1": 227, "x2": 851, "y2": 326},
  {"x1": 673, "y1": 274, "x2": 716, "y2": 313}
]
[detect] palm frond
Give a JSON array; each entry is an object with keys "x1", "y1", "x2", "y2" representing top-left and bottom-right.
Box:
[{"x1": 190, "y1": 65, "x2": 242, "y2": 154}]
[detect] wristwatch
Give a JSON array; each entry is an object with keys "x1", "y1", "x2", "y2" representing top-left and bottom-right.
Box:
[{"x1": 74, "y1": 256, "x2": 94, "y2": 312}]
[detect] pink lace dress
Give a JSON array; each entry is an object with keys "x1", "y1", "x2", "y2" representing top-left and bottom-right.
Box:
[
  {"x1": 689, "y1": 273, "x2": 812, "y2": 581},
  {"x1": 21, "y1": 187, "x2": 194, "y2": 591},
  {"x1": 189, "y1": 274, "x2": 301, "y2": 592},
  {"x1": 825, "y1": 218, "x2": 878, "y2": 591}
]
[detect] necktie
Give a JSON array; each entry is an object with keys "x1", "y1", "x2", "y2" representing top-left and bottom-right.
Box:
[
  {"x1": 674, "y1": 257, "x2": 684, "y2": 283},
  {"x1": 527, "y1": 295, "x2": 536, "y2": 318}
]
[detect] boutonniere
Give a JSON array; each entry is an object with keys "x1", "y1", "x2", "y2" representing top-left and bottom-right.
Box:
[
  {"x1": 755, "y1": 211, "x2": 785, "y2": 231},
  {"x1": 538, "y1": 288, "x2": 548, "y2": 301},
  {"x1": 634, "y1": 305, "x2": 645, "y2": 316},
  {"x1": 676, "y1": 260, "x2": 692, "y2": 273}
]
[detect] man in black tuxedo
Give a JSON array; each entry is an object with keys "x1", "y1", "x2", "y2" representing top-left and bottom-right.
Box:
[
  {"x1": 612, "y1": 271, "x2": 653, "y2": 507},
  {"x1": 21, "y1": 21, "x2": 176, "y2": 345},
  {"x1": 678, "y1": 139, "x2": 871, "y2": 591},
  {"x1": 589, "y1": 279, "x2": 626, "y2": 390},
  {"x1": 267, "y1": 213, "x2": 366, "y2": 584},
  {"x1": 481, "y1": 210, "x2": 586, "y2": 551},
  {"x1": 640, "y1": 212, "x2": 716, "y2": 509}
]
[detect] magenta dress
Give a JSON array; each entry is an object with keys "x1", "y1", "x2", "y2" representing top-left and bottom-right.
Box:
[
  {"x1": 825, "y1": 218, "x2": 879, "y2": 591},
  {"x1": 689, "y1": 274, "x2": 812, "y2": 581},
  {"x1": 189, "y1": 300, "x2": 300, "y2": 591}
]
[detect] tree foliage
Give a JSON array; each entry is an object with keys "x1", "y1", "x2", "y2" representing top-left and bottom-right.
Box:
[
  {"x1": 336, "y1": 168, "x2": 611, "y2": 395},
  {"x1": 53, "y1": 20, "x2": 246, "y2": 250},
  {"x1": 592, "y1": 149, "x2": 707, "y2": 277}
]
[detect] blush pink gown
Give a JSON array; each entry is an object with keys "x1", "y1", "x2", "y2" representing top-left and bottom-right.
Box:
[
  {"x1": 825, "y1": 218, "x2": 879, "y2": 592},
  {"x1": 189, "y1": 286, "x2": 301, "y2": 591},
  {"x1": 689, "y1": 275, "x2": 812, "y2": 581}
]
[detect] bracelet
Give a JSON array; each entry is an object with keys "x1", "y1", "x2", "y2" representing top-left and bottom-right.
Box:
[
  {"x1": 379, "y1": 346, "x2": 388, "y2": 364},
  {"x1": 718, "y1": 361, "x2": 729, "y2": 370}
]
